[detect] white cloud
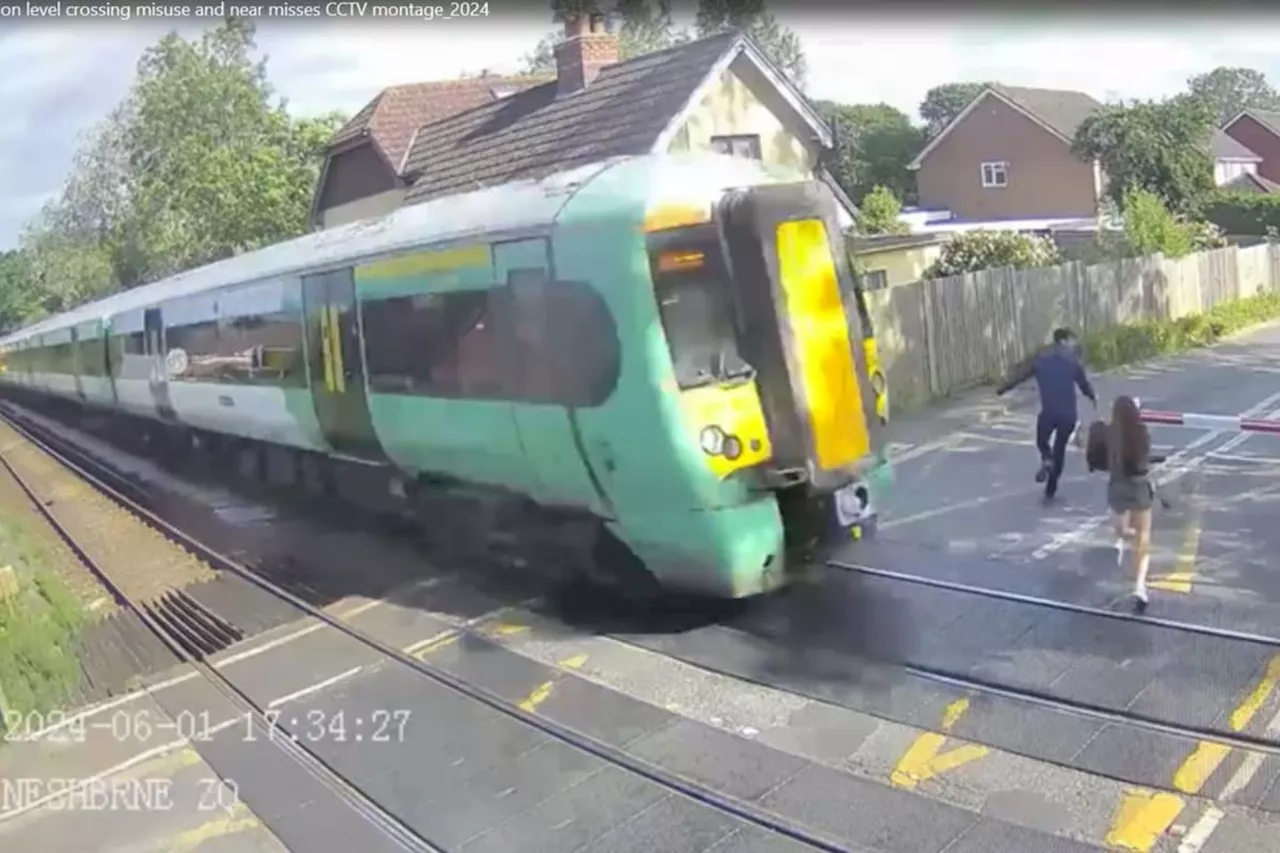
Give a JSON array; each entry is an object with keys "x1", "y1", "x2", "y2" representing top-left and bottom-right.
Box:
[{"x1": 4, "y1": 13, "x2": 1280, "y2": 249}]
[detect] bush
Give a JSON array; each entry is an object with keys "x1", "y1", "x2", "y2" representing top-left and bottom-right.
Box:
[
  {"x1": 924, "y1": 230, "x2": 1061, "y2": 278},
  {"x1": 1081, "y1": 289, "x2": 1280, "y2": 370},
  {"x1": 1196, "y1": 190, "x2": 1280, "y2": 236},
  {"x1": 856, "y1": 186, "x2": 909, "y2": 235}
]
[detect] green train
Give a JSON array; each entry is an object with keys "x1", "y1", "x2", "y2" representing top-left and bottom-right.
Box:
[{"x1": 0, "y1": 153, "x2": 890, "y2": 598}]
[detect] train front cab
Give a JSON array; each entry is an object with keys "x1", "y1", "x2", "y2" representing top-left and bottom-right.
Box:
[{"x1": 646, "y1": 179, "x2": 889, "y2": 597}]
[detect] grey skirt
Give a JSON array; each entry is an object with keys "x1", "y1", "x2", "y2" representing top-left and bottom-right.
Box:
[{"x1": 1108, "y1": 476, "x2": 1154, "y2": 513}]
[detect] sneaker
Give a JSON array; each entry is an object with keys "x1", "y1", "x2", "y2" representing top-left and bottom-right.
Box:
[
  {"x1": 1131, "y1": 590, "x2": 1148, "y2": 615},
  {"x1": 1034, "y1": 461, "x2": 1050, "y2": 483}
]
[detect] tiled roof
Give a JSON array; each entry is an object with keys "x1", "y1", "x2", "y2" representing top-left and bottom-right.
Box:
[
  {"x1": 993, "y1": 85, "x2": 1104, "y2": 141},
  {"x1": 1212, "y1": 128, "x2": 1262, "y2": 160},
  {"x1": 329, "y1": 74, "x2": 552, "y2": 171},
  {"x1": 996, "y1": 85, "x2": 1259, "y2": 161},
  {"x1": 401, "y1": 32, "x2": 739, "y2": 204}
]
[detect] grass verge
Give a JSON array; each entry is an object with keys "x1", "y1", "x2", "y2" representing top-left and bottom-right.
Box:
[
  {"x1": 1081, "y1": 290, "x2": 1280, "y2": 371},
  {"x1": 0, "y1": 518, "x2": 84, "y2": 732}
]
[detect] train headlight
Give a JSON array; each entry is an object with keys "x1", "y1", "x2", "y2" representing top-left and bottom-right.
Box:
[
  {"x1": 722, "y1": 435, "x2": 743, "y2": 460},
  {"x1": 699, "y1": 425, "x2": 726, "y2": 455},
  {"x1": 870, "y1": 370, "x2": 887, "y2": 396}
]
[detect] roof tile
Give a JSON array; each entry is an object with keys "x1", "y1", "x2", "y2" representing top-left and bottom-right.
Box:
[
  {"x1": 401, "y1": 32, "x2": 739, "y2": 204},
  {"x1": 330, "y1": 73, "x2": 552, "y2": 171}
]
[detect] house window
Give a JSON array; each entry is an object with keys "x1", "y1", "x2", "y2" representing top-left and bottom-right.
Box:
[
  {"x1": 981, "y1": 161, "x2": 1008, "y2": 189},
  {"x1": 862, "y1": 269, "x2": 889, "y2": 291},
  {"x1": 710, "y1": 134, "x2": 762, "y2": 160}
]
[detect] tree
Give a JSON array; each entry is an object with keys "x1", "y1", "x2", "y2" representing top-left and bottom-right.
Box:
[
  {"x1": 1072, "y1": 96, "x2": 1217, "y2": 215},
  {"x1": 695, "y1": 0, "x2": 805, "y2": 88},
  {"x1": 122, "y1": 18, "x2": 345, "y2": 282},
  {"x1": 919, "y1": 82, "x2": 992, "y2": 139},
  {"x1": 924, "y1": 230, "x2": 1061, "y2": 278},
  {"x1": 813, "y1": 101, "x2": 923, "y2": 202},
  {"x1": 856, "y1": 186, "x2": 909, "y2": 235},
  {"x1": 0, "y1": 251, "x2": 43, "y2": 333},
  {"x1": 12, "y1": 17, "x2": 345, "y2": 317},
  {"x1": 522, "y1": 0, "x2": 688, "y2": 74},
  {"x1": 1187, "y1": 67, "x2": 1280, "y2": 125}
]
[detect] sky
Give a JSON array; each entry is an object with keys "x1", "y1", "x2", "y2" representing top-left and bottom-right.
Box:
[{"x1": 1, "y1": 10, "x2": 1279, "y2": 250}]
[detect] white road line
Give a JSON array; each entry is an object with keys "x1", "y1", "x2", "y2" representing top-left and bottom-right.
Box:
[
  {"x1": 1032, "y1": 389, "x2": 1280, "y2": 560},
  {"x1": 1177, "y1": 807, "x2": 1224, "y2": 853},
  {"x1": 21, "y1": 577, "x2": 444, "y2": 742},
  {"x1": 267, "y1": 666, "x2": 363, "y2": 709}
]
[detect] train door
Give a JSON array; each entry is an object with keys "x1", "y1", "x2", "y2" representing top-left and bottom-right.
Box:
[
  {"x1": 143, "y1": 307, "x2": 177, "y2": 420},
  {"x1": 69, "y1": 327, "x2": 85, "y2": 402},
  {"x1": 495, "y1": 238, "x2": 612, "y2": 514},
  {"x1": 301, "y1": 268, "x2": 383, "y2": 461}
]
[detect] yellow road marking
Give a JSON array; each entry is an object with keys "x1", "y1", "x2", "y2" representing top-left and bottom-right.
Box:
[
  {"x1": 408, "y1": 630, "x2": 460, "y2": 657},
  {"x1": 889, "y1": 698, "x2": 989, "y2": 790},
  {"x1": 559, "y1": 654, "x2": 588, "y2": 670},
  {"x1": 1105, "y1": 654, "x2": 1280, "y2": 850},
  {"x1": 486, "y1": 622, "x2": 529, "y2": 637},
  {"x1": 1104, "y1": 790, "x2": 1185, "y2": 852},
  {"x1": 1150, "y1": 520, "x2": 1202, "y2": 594},
  {"x1": 518, "y1": 681, "x2": 554, "y2": 712},
  {"x1": 166, "y1": 804, "x2": 260, "y2": 853}
]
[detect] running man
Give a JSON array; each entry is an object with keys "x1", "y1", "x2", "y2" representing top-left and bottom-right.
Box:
[{"x1": 996, "y1": 328, "x2": 1098, "y2": 501}]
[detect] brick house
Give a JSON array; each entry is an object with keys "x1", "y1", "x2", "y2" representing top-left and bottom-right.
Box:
[
  {"x1": 1221, "y1": 109, "x2": 1280, "y2": 187},
  {"x1": 908, "y1": 85, "x2": 1263, "y2": 221},
  {"x1": 312, "y1": 15, "x2": 857, "y2": 231}
]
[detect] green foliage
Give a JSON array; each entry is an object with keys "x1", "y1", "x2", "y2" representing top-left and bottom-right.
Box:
[
  {"x1": 694, "y1": 0, "x2": 805, "y2": 88},
  {"x1": 3, "y1": 19, "x2": 344, "y2": 325},
  {"x1": 0, "y1": 522, "x2": 84, "y2": 725},
  {"x1": 812, "y1": 101, "x2": 923, "y2": 203},
  {"x1": 923, "y1": 230, "x2": 1062, "y2": 279},
  {"x1": 856, "y1": 186, "x2": 909, "y2": 235},
  {"x1": 525, "y1": 0, "x2": 805, "y2": 87},
  {"x1": 1081, "y1": 289, "x2": 1280, "y2": 371},
  {"x1": 523, "y1": 0, "x2": 688, "y2": 72},
  {"x1": 1186, "y1": 66, "x2": 1280, "y2": 125},
  {"x1": 1122, "y1": 188, "x2": 1195, "y2": 258},
  {"x1": 919, "y1": 82, "x2": 992, "y2": 139},
  {"x1": 1196, "y1": 189, "x2": 1280, "y2": 236},
  {"x1": 1072, "y1": 96, "x2": 1217, "y2": 215}
]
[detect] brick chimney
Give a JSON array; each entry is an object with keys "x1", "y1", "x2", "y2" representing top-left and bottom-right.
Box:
[{"x1": 554, "y1": 12, "x2": 618, "y2": 95}]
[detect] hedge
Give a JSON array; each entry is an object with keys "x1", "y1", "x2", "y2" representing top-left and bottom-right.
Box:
[
  {"x1": 1081, "y1": 289, "x2": 1280, "y2": 371},
  {"x1": 1196, "y1": 190, "x2": 1280, "y2": 237}
]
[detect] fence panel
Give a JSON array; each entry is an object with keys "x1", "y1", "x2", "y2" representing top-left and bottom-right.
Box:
[{"x1": 878, "y1": 243, "x2": 1280, "y2": 410}]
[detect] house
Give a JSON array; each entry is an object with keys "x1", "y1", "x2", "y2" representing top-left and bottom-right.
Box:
[
  {"x1": 1221, "y1": 171, "x2": 1280, "y2": 194},
  {"x1": 908, "y1": 85, "x2": 1263, "y2": 222},
  {"x1": 313, "y1": 14, "x2": 857, "y2": 231},
  {"x1": 312, "y1": 72, "x2": 550, "y2": 229},
  {"x1": 1222, "y1": 109, "x2": 1280, "y2": 186},
  {"x1": 849, "y1": 233, "x2": 948, "y2": 289}
]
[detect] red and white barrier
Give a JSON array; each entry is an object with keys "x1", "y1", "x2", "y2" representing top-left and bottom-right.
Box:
[{"x1": 1138, "y1": 409, "x2": 1280, "y2": 435}]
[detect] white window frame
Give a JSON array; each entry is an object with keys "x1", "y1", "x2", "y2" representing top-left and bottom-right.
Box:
[{"x1": 981, "y1": 161, "x2": 1008, "y2": 189}]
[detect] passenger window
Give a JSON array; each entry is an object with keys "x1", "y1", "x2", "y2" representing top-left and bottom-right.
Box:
[{"x1": 362, "y1": 289, "x2": 507, "y2": 399}]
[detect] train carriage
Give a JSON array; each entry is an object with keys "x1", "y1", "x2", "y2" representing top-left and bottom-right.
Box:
[{"x1": 0, "y1": 153, "x2": 891, "y2": 599}]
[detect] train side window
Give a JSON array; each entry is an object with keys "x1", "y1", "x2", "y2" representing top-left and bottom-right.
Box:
[
  {"x1": 363, "y1": 289, "x2": 508, "y2": 399},
  {"x1": 166, "y1": 320, "x2": 220, "y2": 383},
  {"x1": 507, "y1": 272, "x2": 619, "y2": 408}
]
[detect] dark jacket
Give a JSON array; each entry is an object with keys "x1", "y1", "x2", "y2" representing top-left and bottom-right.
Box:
[{"x1": 997, "y1": 343, "x2": 1096, "y2": 421}]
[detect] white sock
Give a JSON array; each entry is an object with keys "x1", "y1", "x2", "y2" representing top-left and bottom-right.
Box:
[
  {"x1": 1133, "y1": 555, "x2": 1150, "y2": 600},
  {"x1": 1114, "y1": 537, "x2": 1125, "y2": 566}
]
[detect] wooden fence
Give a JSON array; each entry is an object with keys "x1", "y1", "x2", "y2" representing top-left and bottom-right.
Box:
[{"x1": 866, "y1": 243, "x2": 1280, "y2": 410}]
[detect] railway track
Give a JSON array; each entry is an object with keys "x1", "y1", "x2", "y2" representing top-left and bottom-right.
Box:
[{"x1": 0, "y1": 402, "x2": 858, "y2": 853}]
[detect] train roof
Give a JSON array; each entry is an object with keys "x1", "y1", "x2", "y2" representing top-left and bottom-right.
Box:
[{"x1": 2, "y1": 152, "x2": 789, "y2": 347}]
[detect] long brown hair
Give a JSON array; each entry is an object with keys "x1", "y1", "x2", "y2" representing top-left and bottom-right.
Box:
[{"x1": 1109, "y1": 395, "x2": 1150, "y2": 474}]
